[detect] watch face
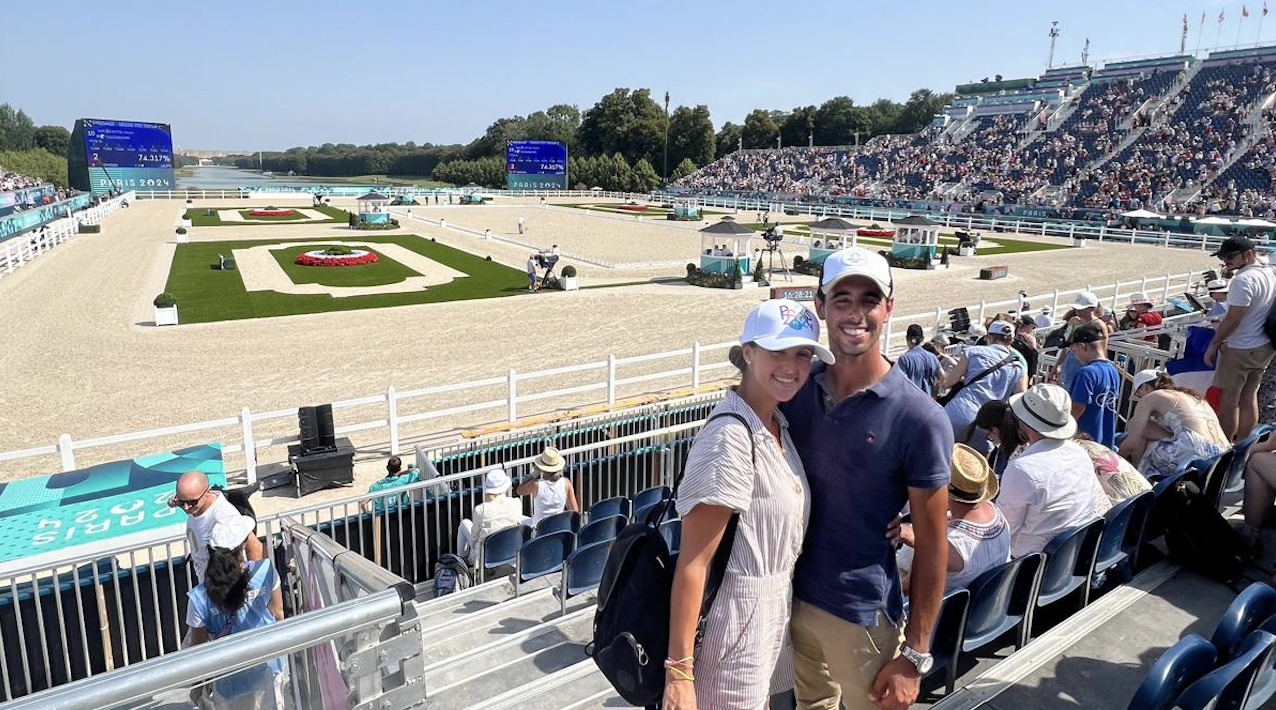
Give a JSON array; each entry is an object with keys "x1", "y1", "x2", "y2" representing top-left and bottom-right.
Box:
[{"x1": 916, "y1": 655, "x2": 934, "y2": 674}]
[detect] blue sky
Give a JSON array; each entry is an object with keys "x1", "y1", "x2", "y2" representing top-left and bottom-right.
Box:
[{"x1": 4, "y1": 0, "x2": 1271, "y2": 150}]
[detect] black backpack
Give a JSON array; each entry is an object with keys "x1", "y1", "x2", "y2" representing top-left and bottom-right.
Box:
[
  {"x1": 1162, "y1": 479, "x2": 1255, "y2": 584},
  {"x1": 432, "y1": 553, "x2": 473, "y2": 598},
  {"x1": 587, "y1": 413, "x2": 753, "y2": 707}
]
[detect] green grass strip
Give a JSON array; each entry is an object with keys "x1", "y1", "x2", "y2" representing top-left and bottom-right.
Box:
[{"x1": 183, "y1": 204, "x2": 350, "y2": 227}]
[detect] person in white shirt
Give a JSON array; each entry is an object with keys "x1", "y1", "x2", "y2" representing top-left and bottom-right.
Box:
[
  {"x1": 172, "y1": 471, "x2": 262, "y2": 584},
  {"x1": 1035, "y1": 307, "x2": 1054, "y2": 330},
  {"x1": 517, "y1": 216, "x2": 526, "y2": 234},
  {"x1": 1205, "y1": 236, "x2": 1276, "y2": 440},
  {"x1": 517, "y1": 446, "x2": 579, "y2": 526},
  {"x1": 457, "y1": 468, "x2": 529, "y2": 565},
  {"x1": 999, "y1": 384, "x2": 1110, "y2": 558}
]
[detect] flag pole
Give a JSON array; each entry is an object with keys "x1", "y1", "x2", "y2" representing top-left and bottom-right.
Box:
[
  {"x1": 1260, "y1": 15, "x2": 1267, "y2": 47},
  {"x1": 1238, "y1": 15, "x2": 1246, "y2": 47},
  {"x1": 1196, "y1": 20, "x2": 1205, "y2": 54},
  {"x1": 1217, "y1": 19, "x2": 1224, "y2": 49}
]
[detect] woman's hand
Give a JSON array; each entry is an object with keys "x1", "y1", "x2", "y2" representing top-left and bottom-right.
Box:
[{"x1": 662, "y1": 678, "x2": 697, "y2": 710}]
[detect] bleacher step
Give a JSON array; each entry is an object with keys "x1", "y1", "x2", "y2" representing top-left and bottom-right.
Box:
[
  {"x1": 420, "y1": 586, "x2": 590, "y2": 666},
  {"x1": 459, "y1": 659, "x2": 612, "y2": 710},
  {"x1": 416, "y1": 577, "x2": 552, "y2": 634}
]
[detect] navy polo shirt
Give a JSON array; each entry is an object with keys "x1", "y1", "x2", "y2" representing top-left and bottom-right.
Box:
[{"x1": 782, "y1": 361, "x2": 953, "y2": 627}]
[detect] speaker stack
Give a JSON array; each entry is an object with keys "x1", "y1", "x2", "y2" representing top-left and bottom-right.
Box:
[{"x1": 287, "y1": 404, "x2": 353, "y2": 497}]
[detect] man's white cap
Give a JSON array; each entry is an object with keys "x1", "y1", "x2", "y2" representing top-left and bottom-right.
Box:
[
  {"x1": 210, "y1": 514, "x2": 256, "y2": 550},
  {"x1": 1207, "y1": 278, "x2": 1230, "y2": 292},
  {"x1": 988, "y1": 320, "x2": 1014, "y2": 337},
  {"x1": 483, "y1": 467, "x2": 511, "y2": 494},
  {"x1": 740, "y1": 299, "x2": 835, "y2": 364},
  {"x1": 1070, "y1": 291, "x2": 1100, "y2": 310},
  {"x1": 967, "y1": 323, "x2": 987, "y2": 338},
  {"x1": 820, "y1": 247, "x2": 893, "y2": 297}
]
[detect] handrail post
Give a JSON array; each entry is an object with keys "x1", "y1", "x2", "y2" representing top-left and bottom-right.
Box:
[
  {"x1": 240, "y1": 407, "x2": 257, "y2": 485},
  {"x1": 1162, "y1": 273, "x2": 1172, "y2": 303},
  {"x1": 507, "y1": 369, "x2": 517, "y2": 424},
  {"x1": 977, "y1": 300, "x2": 987, "y2": 324},
  {"x1": 607, "y1": 354, "x2": 617, "y2": 407},
  {"x1": 387, "y1": 386, "x2": 399, "y2": 455},
  {"x1": 58, "y1": 433, "x2": 75, "y2": 471},
  {"x1": 1110, "y1": 280, "x2": 1120, "y2": 311},
  {"x1": 691, "y1": 341, "x2": 701, "y2": 390},
  {"x1": 933, "y1": 307, "x2": 943, "y2": 336}
]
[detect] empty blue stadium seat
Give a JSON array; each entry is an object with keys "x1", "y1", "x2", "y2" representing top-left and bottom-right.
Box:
[
  {"x1": 578, "y1": 514, "x2": 627, "y2": 548},
  {"x1": 928, "y1": 588, "x2": 971, "y2": 696},
  {"x1": 1211, "y1": 583, "x2": 1276, "y2": 663},
  {"x1": 960, "y1": 553, "x2": 1043, "y2": 658},
  {"x1": 533, "y1": 510, "x2": 580, "y2": 538},
  {"x1": 632, "y1": 485, "x2": 670, "y2": 515},
  {"x1": 1095, "y1": 491, "x2": 1155, "y2": 587},
  {"x1": 633, "y1": 499, "x2": 677, "y2": 526},
  {"x1": 1174, "y1": 631, "x2": 1276, "y2": 710},
  {"x1": 480, "y1": 523, "x2": 530, "y2": 583},
  {"x1": 1225, "y1": 427, "x2": 1273, "y2": 497},
  {"x1": 1126, "y1": 633, "x2": 1217, "y2": 710},
  {"x1": 587, "y1": 495, "x2": 628, "y2": 522},
  {"x1": 517, "y1": 530, "x2": 575, "y2": 596},
  {"x1": 1035, "y1": 518, "x2": 1105, "y2": 621},
  {"x1": 659, "y1": 519, "x2": 682, "y2": 556},
  {"x1": 559, "y1": 539, "x2": 612, "y2": 615}
]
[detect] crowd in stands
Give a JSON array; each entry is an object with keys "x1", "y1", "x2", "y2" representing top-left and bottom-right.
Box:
[
  {"x1": 1, "y1": 166, "x2": 41, "y2": 191},
  {"x1": 1, "y1": 163, "x2": 74, "y2": 214}
]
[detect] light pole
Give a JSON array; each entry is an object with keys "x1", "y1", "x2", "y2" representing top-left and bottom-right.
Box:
[
  {"x1": 662, "y1": 91, "x2": 670, "y2": 186},
  {"x1": 1047, "y1": 21, "x2": 1060, "y2": 69}
]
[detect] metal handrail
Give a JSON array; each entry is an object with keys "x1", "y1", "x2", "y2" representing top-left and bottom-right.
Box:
[
  {"x1": 0, "y1": 587, "x2": 408, "y2": 710},
  {"x1": 285, "y1": 520, "x2": 414, "y2": 600}
]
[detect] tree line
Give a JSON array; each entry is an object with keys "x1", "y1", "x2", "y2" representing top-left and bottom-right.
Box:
[{"x1": 0, "y1": 104, "x2": 72, "y2": 187}]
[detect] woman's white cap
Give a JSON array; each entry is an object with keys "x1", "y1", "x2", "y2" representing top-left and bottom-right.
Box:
[
  {"x1": 210, "y1": 514, "x2": 255, "y2": 550},
  {"x1": 739, "y1": 299, "x2": 835, "y2": 364},
  {"x1": 1132, "y1": 369, "x2": 1161, "y2": 393}
]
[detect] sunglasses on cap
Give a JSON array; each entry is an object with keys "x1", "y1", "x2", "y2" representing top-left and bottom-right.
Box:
[{"x1": 167, "y1": 485, "x2": 209, "y2": 510}]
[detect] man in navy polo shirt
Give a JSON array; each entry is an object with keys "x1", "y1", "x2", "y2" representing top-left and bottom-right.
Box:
[{"x1": 783, "y1": 247, "x2": 953, "y2": 710}]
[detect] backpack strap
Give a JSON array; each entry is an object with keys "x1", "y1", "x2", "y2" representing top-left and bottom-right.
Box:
[{"x1": 665, "y1": 410, "x2": 756, "y2": 649}]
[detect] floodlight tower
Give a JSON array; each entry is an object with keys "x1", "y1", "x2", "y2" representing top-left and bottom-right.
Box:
[{"x1": 1047, "y1": 21, "x2": 1060, "y2": 69}]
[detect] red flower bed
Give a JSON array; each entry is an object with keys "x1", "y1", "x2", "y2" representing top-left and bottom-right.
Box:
[
  {"x1": 250, "y1": 209, "x2": 297, "y2": 216},
  {"x1": 857, "y1": 228, "x2": 895, "y2": 237},
  {"x1": 618, "y1": 204, "x2": 649, "y2": 211},
  {"x1": 294, "y1": 251, "x2": 379, "y2": 267}
]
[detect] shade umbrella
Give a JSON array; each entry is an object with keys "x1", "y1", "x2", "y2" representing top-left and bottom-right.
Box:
[
  {"x1": 1121, "y1": 208, "x2": 1163, "y2": 219},
  {"x1": 1236, "y1": 218, "x2": 1276, "y2": 228},
  {"x1": 1195, "y1": 216, "x2": 1234, "y2": 225}
]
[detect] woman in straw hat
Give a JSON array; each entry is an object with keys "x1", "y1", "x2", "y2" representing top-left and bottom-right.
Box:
[
  {"x1": 663, "y1": 299, "x2": 832, "y2": 710},
  {"x1": 517, "y1": 446, "x2": 579, "y2": 527},
  {"x1": 897, "y1": 444, "x2": 1010, "y2": 594}
]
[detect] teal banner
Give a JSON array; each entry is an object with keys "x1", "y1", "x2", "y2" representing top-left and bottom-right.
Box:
[
  {"x1": 0, "y1": 194, "x2": 92, "y2": 242},
  {"x1": 0, "y1": 443, "x2": 225, "y2": 562},
  {"x1": 507, "y1": 173, "x2": 569, "y2": 190}
]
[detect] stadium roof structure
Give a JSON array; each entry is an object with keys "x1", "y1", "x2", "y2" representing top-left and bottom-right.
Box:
[
  {"x1": 808, "y1": 217, "x2": 857, "y2": 233},
  {"x1": 893, "y1": 215, "x2": 939, "y2": 226}
]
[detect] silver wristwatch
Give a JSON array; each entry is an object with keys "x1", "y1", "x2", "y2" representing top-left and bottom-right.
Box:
[{"x1": 900, "y1": 645, "x2": 934, "y2": 674}]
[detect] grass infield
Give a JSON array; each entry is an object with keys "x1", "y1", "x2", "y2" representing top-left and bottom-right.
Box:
[
  {"x1": 165, "y1": 234, "x2": 527, "y2": 323},
  {"x1": 182, "y1": 204, "x2": 350, "y2": 226}
]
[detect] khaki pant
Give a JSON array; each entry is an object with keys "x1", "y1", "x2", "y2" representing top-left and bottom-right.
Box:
[{"x1": 790, "y1": 601, "x2": 904, "y2": 710}]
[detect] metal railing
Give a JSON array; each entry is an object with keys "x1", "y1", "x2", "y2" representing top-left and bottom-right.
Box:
[{"x1": 1, "y1": 522, "x2": 422, "y2": 710}]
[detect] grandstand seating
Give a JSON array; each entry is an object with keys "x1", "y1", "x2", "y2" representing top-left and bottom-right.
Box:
[
  {"x1": 1032, "y1": 520, "x2": 1105, "y2": 628},
  {"x1": 479, "y1": 524, "x2": 530, "y2": 582},
  {"x1": 1174, "y1": 631, "x2": 1276, "y2": 710},
  {"x1": 1210, "y1": 583, "x2": 1276, "y2": 663},
  {"x1": 516, "y1": 530, "x2": 575, "y2": 595},
  {"x1": 1126, "y1": 634, "x2": 1218, "y2": 710},
  {"x1": 533, "y1": 510, "x2": 580, "y2": 538},
  {"x1": 1093, "y1": 490, "x2": 1155, "y2": 587},
  {"x1": 577, "y1": 514, "x2": 626, "y2": 548}
]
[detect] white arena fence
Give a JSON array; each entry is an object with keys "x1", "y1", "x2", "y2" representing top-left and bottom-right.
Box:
[
  {"x1": 135, "y1": 187, "x2": 1249, "y2": 255},
  {"x1": 0, "y1": 268, "x2": 1205, "y2": 484},
  {"x1": 0, "y1": 192, "x2": 133, "y2": 281}
]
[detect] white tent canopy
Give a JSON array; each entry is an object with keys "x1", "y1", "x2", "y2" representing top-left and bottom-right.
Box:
[
  {"x1": 1236, "y1": 218, "x2": 1276, "y2": 228},
  {"x1": 1121, "y1": 209, "x2": 1163, "y2": 219},
  {"x1": 1195, "y1": 216, "x2": 1235, "y2": 225}
]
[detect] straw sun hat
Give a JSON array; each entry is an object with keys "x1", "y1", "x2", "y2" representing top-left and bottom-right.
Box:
[{"x1": 948, "y1": 444, "x2": 998, "y2": 504}]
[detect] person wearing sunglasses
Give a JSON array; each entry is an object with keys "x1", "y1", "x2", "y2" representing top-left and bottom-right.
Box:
[{"x1": 172, "y1": 471, "x2": 264, "y2": 586}]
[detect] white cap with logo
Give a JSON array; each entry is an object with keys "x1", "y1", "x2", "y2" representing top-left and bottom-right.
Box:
[
  {"x1": 820, "y1": 247, "x2": 893, "y2": 298},
  {"x1": 740, "y1": 299, "x2": 835, "y2": 364},
  {"x1": 988, "y1": 320, "x2": 1014, "y2": 337},
  {"x1": 1070, "y1": 291, "x2": 1100, "y2": 310}
]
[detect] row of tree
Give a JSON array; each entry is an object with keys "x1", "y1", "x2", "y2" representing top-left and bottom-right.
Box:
[
  {"x1": 432, "y1": 153, "x2": 679, "y2": 193},
  {"x1": 0, "y1": 104, "x2": 73, "y2": 187},
  {"x1": 229, "y1": 143, "x2": 450, "y2": 178}
]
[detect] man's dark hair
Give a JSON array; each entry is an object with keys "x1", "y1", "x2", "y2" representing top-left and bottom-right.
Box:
[{"x1": 386, "y1": 456, "x2": 403, "y2": 475}]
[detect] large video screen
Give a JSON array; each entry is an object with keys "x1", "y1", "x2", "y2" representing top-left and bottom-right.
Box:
[
  {"x1": 506, "y1": 140, "x2": 568, "y2": 190},
  {"x1": 77, "y1": 118, "x2": 176, "y2": 193}
]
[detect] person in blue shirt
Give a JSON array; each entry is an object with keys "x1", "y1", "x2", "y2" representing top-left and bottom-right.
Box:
[
  {"x1": 364, "y1": 456, "x2": 421, "y2": 512},
  {"x1": 781, "y1": 247, "x2": 952, "y2": 710},
  {"x1": 1066, "y1": 324, "x2": 1121, "y2": 448},
  {"x1": 897, "y1": 323, "x2": 942, "y2": 395}
]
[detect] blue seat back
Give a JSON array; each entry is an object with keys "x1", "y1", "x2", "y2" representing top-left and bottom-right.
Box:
[
  {"x1": 634, "y1": 500, "x2": 676, "y2": 526},
  {"x1": 926, "y1": 588, "x2": 970, "y2": 678},
  {"x1": 534, "y1": 510, "x2": 581, "y2": 538},
  {"x1": 565, "y1": 540, "x2": 613, "y2": 597},
  {"x1": 519, "y1": 530, "x2": 576, "y2": 582},
  {"x1": 1211, "y1": 582, "x2": 1276, "y2": 663},
  {"x1": 483, "y1": 524, "x2": 530, "y2": 570},
  {"x1": 1125, "y1": 633, "x2": 1217, "y2": 710},
  {"x1": 632, "y1": 485, "x2": 670, "y2": 514},
  {"x1": 587, "y1": 496, "x2": 628, "y2": 522},
  {"x1": 1038, "y1": 519, "x2": 1105, "y2": 603},
  {"x1": 659, "y1": 519, "x2": 682, "y2": 556},
  {"x1": 578, "y1": 514, "x2": 627, "y2": 548},
  {"x1": 964, "y1": 553, "x2": 1042, "y2": 644},
  {"x1": 1226, "y1": 427, "x2": 1272, "y2": 495},
  {"x1": 1174, "y1": 631, "x2": 1276, "y2": 710},
  {"x1": 1097, "y1": 491, "x2": 1154, "y2": 574}
]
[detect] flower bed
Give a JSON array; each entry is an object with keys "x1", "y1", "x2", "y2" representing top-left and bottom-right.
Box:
[
  {"x1": 250, "y1": 209, "x2": 298, "y2": 217},
  {"x1": 618, "y1": 204, "x2": 649, "y2": 211},
  {"x1": 294, "y1": 248, "x2": 379, "y2": 267},
  {"x1": 857, "y1": 228, "x2": 895, "y2": 237}
]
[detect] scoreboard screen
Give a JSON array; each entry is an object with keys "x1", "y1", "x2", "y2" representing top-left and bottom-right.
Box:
[
  {"x1": 72, "y1": 118, "x2": 176, "y2": 193},
  {"x1": 506, "y1": 141, "x2": 568, "y2": 190}
]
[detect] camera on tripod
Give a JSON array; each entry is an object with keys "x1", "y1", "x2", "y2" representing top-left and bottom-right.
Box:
[{"x1": 761, "y1": 225, "x2": 784, "y2": 246}]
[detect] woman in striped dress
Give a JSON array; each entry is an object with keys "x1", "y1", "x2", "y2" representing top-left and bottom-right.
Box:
[{"x1": 663, "y1": 299, "x2": 833, "y2": 710}]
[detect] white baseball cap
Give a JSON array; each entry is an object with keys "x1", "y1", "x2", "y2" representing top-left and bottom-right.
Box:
[
  {"x1": 1207, "y1": 278, "x2": 1230, "y2": 292},
  {"x1": 1010, "y1": 384, "x2": 1077, "y2": 439},
  {"x1": 967, "y1": 323, "x2": 987, "y2": 338},
  {"x1": 210, "y1": 514, "x2": 256, "y2": 550},
  {"x1": 1132, "y1": 369, "x2": 1161, "y2": 394},
  {"x1": 1070, "y1": 291, "x2": 1100, "y2": 310},
  {"x1": 820, "y1": 247, "x2": 893, "y2": 298},
  {"x1": 740, "y1": 299, "x2": 835, "y2": 364},
  {"x1": 988, "y1": 320, "x2": 1014, "y2": 337}
]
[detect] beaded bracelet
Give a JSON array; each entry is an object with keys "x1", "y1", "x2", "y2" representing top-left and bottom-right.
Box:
[{"x1": 664, "y1": 656, "x2": 695, "y2": 681}]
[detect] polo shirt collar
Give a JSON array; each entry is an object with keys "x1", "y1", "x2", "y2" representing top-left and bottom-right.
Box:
[{"x1": 811, "y1": 358, "x2": 902, "y2": 409}]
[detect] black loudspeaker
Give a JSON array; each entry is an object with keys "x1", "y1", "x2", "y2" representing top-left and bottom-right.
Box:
[
  {"x1": 316, "y1": 403, "x2": 336, "y2": 449},
  {"x1": 298, "y1": 406, "x2": 320, "y2": 453},
  {"x1": 949, "y1": 307, "x2": 971, "y2": 333}
]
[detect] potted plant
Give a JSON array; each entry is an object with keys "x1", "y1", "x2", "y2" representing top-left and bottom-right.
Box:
[
  {"x1": 561, "y1": 265, "x2": 579, "y2": 291},
  {"x1": 153, "y1": 293, "x2": 179, "y2": 326},
  {"x1": 175, "y1": 226, "x2": 188, "y2": 243},
  {"x1": 732, "y1": 260, "x2": 744, "y2": 290}
]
